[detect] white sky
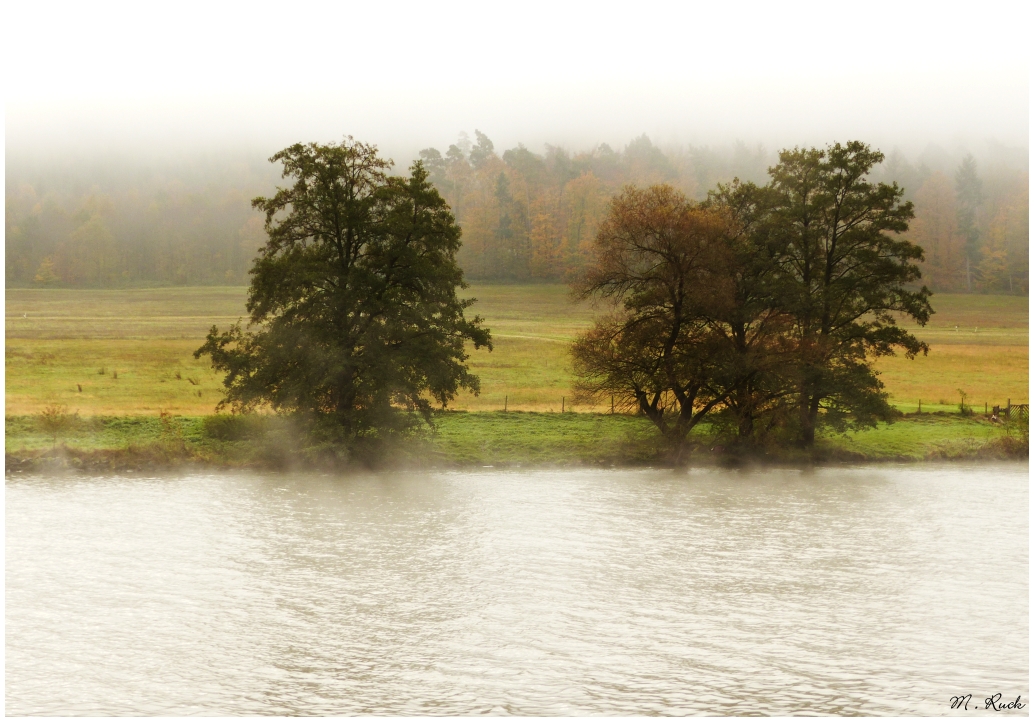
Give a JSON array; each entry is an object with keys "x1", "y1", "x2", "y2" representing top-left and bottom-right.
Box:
[{"x1": 5, "y1": 0, "x2": 1030, "y2": 160}]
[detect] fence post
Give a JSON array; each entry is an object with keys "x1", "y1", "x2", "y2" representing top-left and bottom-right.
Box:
[
  {"x1": 562, "y1": 396, "x2": 565, "y2": 413},
  {"x1": 504, "y1": 395, "x2": 507, "y2": 412},
  {"x1": 918, "y1": 399, "x2": 921, "y2": 413},
  {"x1": 611, "y1": 395, "x2": 614, "y2": 414}
]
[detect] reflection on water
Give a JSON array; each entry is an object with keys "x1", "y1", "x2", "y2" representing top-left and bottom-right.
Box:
[{"x1": 6, "y1": 464, "x2": 1028, "y2": 715}]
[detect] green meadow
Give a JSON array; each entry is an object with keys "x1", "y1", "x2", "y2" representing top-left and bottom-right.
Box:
[{"x1": 5, "y1": 285, "x2": 1028, "y2": 466}]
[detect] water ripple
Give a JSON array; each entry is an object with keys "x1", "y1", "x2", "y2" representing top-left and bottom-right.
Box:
[{"x1": 6, "y1": 464, "x2": 1028, "y2": 715}]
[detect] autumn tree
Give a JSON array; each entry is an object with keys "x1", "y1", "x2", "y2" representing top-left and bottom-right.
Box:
[
  {"x1": 528, "y1": 192, "x2": 564, "y2": 279},
  {"x1": 61, "y1": 210, "x2": 120, "y2": 285},
  {"x1": 909, "y1": 172, "x2": 965, "y2": 291},
  {"x1": 571, "y1": 185, "x2": 737, "y2": 460},
  {"x1": 195, "y1": 138, "x2": 491, "y2": 449},
  {"x1": 33, "y1": 256, "x2": 59, "y2": 285},
  {"x1": 979, "y1": 173, "x2": 1028, "y2": 293},
  {"x1": 560, "y1": 172, "x2": 607, "y2": 275}
]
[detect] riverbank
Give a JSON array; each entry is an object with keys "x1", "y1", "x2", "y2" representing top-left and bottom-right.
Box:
[{"x1": 5, "y1": 410, "x2": 1027, "y2": 474}]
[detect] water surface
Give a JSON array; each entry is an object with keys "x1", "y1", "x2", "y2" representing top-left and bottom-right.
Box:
[{"x1": 6, "y1": 464, "x2": 1028, "y2": 715}]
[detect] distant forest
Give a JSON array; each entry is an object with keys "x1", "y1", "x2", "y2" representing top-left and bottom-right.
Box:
[{"x1": 6, "y1": 133, "x2": 1029, "y2": 294}]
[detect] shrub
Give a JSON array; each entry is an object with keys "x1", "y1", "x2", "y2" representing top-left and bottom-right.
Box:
[
  {"x1": 39, "y1": 404, "x2": 78, "y2": 444},
  {"x1": 202, "y1": 414, "x2": 268, "y2": 441}
]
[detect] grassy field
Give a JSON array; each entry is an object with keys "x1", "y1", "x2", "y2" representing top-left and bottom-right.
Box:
[
  {"x1": 3, "y1": 411, "x2": 665, "y2": 467},
  {"x1": 5, "y1": 285, "x2": 1027, "y2": 417}
]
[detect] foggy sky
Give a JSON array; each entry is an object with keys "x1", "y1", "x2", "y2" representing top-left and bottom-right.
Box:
[{"x1": 5, "y1": 0, "x2": 1030, "y2": 163}]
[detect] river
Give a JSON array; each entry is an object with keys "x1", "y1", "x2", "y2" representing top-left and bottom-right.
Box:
[{"x1": 5, "y1": 464, "x2": 1028, "y2": 715}]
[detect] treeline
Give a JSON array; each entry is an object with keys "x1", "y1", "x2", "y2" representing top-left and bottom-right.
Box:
[
  {"x1": 902, "y1": 157, "x2": 1028, "y2": 294},
  {"x1": 5, "y1": 135, "x2": 1028, "y2": 293},
  {"x1": 6, "y1": 153, "x2": 277, "y2": 287},
  {"x1": 417, "y1": 132, "x2": 769, "y2": 281},
  {"x1": 424, "y1": 132, "x2": 1028, "y2": 293}
]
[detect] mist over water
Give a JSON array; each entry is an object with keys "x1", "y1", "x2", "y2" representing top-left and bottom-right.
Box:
[{"x1": 6, "y1": 464, "x2": 1028, "y2": 715}]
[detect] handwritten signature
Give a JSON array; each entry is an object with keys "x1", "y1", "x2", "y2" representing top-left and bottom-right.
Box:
[{"x1": 950, "y1": 694, "x2": 1025, "y2": 711}]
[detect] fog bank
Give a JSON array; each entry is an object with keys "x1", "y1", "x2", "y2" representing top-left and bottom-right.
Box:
[{"x1": 5, "y1": 1, "x2": 1028, "y2": 160}]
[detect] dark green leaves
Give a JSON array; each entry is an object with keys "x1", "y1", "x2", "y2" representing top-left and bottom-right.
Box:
[{"x1": 196, "y1": 138, "x2": 491, "y2": 445}]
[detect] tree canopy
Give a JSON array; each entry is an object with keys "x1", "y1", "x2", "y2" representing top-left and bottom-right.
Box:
[
  {"x1": 572, "y1": 141, "x2": 933, "y2": 455},
  {"x1": 571, "y1": 186, "x2": 736, "y2": 459},
  {"x1": 195, "y1": 138, "x2": 491, "y2": 447},
  {"x1": 764, "y1": 141, "x2": 932, "y2": 444}
]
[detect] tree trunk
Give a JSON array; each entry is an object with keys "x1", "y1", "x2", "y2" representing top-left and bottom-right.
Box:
[
  {"x1": 671, "y1": 437, "x2": 691, "y2": 467},
  {"x1": 805, "y1": 396, "x2": 821, "y2": 446},
  {"x1": 733, "y1": 391, "x2": 755, "y2": 445},
  {"x1": 668, "y1": 397, "x2": 705, "y2": 466},
  {"x1": 738, "y1": 411, "x2": 754, "y2": 443},
  {"x1": 798, "y1": 391, "x2": 816, "y2": 447}
]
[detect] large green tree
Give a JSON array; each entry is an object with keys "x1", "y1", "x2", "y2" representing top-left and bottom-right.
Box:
[
  {"x1": 702, "y1": 180, "x2": 797, "y2": 446},
  {"x1": 196, "y1": 138, "x2": 491, "y2": 445},
  {"x1": 766, "y1": 141, "x2": 932, "y2": 445}
]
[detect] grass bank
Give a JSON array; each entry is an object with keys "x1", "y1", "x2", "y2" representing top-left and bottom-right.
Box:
[{"x1": 6, "y1": 410, "x2": 1026, "y2": 474}]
